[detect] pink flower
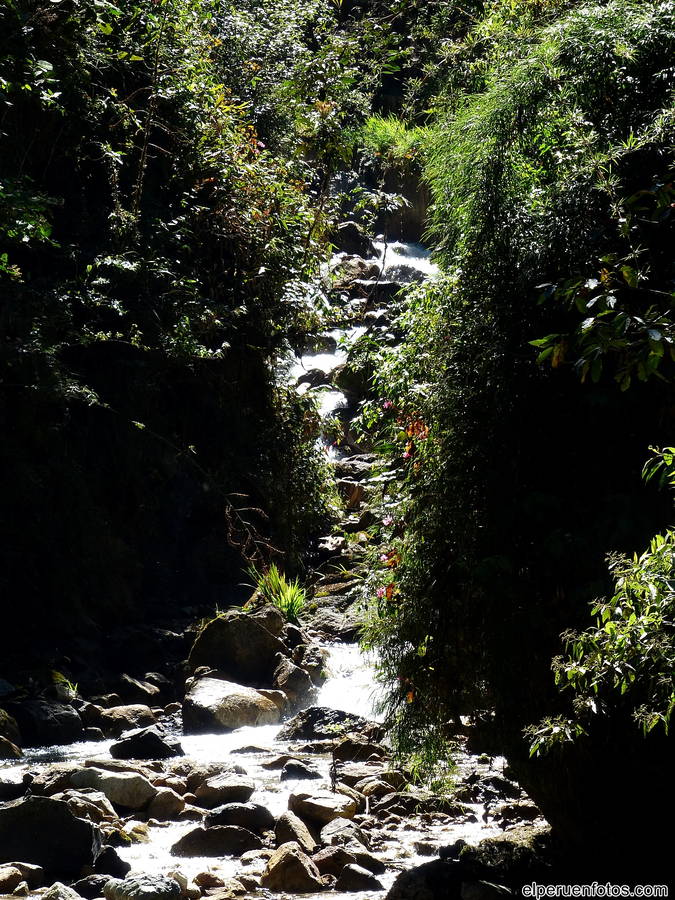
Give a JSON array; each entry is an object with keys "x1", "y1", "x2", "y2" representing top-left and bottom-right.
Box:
[
  {"x1": 402, "y1": 451, "x2": 411, "y2": 460},
  {"x1": 380, "y1": 553, "x2": 389, "y2": 563},
  {"x1": 383, "y1": 400, "x2": 393, "y2": 410},
  {"x1": 383, "y1": 515, "x2": 394, "y2": 526},
  {"x1": 376, "y1": 586, "x2": 386, "y2": 598}
]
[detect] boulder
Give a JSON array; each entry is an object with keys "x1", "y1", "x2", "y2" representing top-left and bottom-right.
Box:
[
  {"x1": 260, "y1": 842, "x2": 324, "y2": 893},
  {"x1": 0, "y1": 796, "x2": 101, "y2": 877},
  {"x1": 330, "y1": 221, "x2": 377, "y2": 257},
  {"x1": 0, "y1": 866, "x2": 23, "y2": 894},
  {"x1": 289, "y1": 790, "x2": 358, "y2": 825},
  {"x1": 0, "y1": 735, "x2": 22, "y2": 759},
  {"x1": 170, "y1": 825, "x2": 262, "y2": 857},
  {"x1": 336, "y1": 864, "x2": 384, "y2": 892},
  {"x1": 99, "y1": 705, "x2": 157, "y2": 738},
  {"x1": 205, "y1": 802, "x2": 275, "y2": 835},
  {"x1": 110, "y1": 727, "x2": 183, "y2": 760},
  {"x1": 183, "y1": 677, "x2": 279, "y2": 734},
  {"x1": 42, "y1": 883, "x2": 81, "y2": 900},
  {"x1": 291, "y1": 645, "x2": 327, "y2": 686},
  {"x1": 72, "y1": 875, "x2": 110, "y2": 899},
  {"x1": 148, "y1": 787, "x2": 186, "y2": 821},
  {"x1": 277, "y1": 706, "x2": 372, "y2": 741},
  {"x1": 187, "y1": 612, "x2": 288, "y2": 684},
  {"x1": 93, "y1": 845, "x2": 130, "y2": 877},
  {"x1": 312, "y1": 846, "x2": 357, "y2": 876},
  {"x1": 280, "y1": 760, "x2": 321, "y2": 781},
  {"x1": 334, "y1": 733, "x2": 387, "y2": 762},
  {"x1": 104, "y1": 875, "x2": 182, "y2": 900},
  {"x1": 117, "y1": 675, "x2": 161, "y2": 705},
  {"x1": 70, "y1": 766, "x2": 157, "y2": 809},
  {"x1": 248, "y1": 604, "x2": 287, "y2": 638},
  {"x1": 0, "y1": 709, "x2": 20, "y2": 744},
  {"x1": 274, "y1": 811, "x2": 316, "y2": 854},
  {"x1": 50, "y1": 789, "x2": 117, "y2": 823},
  {"x1": 272, "y1": 657, "x2": 315, "y2": 708},
  {"x1": 386, "y1": 859, "x2": 463, "y2": 900},
  {"x1": 320, "y1": 816, "x2": 369, "y2": 848},
  {"x1": 2, "y1": 862, "x2": 44, "y2": 888},
  {"x1": 9, "y1": 700, "x2": 83, "y2": 746},
  {"x1": 194, "y1": 773, "x2": 255, "y2": 808}
]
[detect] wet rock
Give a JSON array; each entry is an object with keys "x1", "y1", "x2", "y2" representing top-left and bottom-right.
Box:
[
  {"x1": 194, "y1": 773, "x2": 255, "y2": 808},
  {"x1": 272, "y1": 656, "x2": 316, "y2": 708},
  {"x1": 482, "y1": 775, "x2": 521, "y2": 801},
  {"x1": 2, "y1": 862, "x2": 44, "y2": 888},
  {"x1": 334, "y1": 733, "x2": 387, "y2": 761},
  {"x1": 274, "y1": 811, "x2": 316, "y2": 854},
  {"x1": 260, "y1": 842, "x2": 324, "y2": 893},
  {"x1": 93, "y1": 845, "x2": 130, "y2": 877},
  {"x1": 72, "y1": 874, "x2": 111, "y2": 899},
  {"x1": 350, "y1": 279, "x2": 402, "y2": 304},
  {"x1": 350, "y1": 847, "x2": 386, "y2": 875},
  {"x1": 12, "y1": 882, "x2": 29, "y2": 897},
  {"x1": 0, "y1": 867, "x2": 23, "y2": 894},
  {"x1": 206, "y1": 802, "x2": 275, "y2": 835},
  {"x1": 248, "y1": 603, "x2": 287, "y2": 638},
  {"x1": 84, "y1": 726, "x2": 105, "y2": 741},
  {"x1": 110, "y1": 727, "x2": 183, "y2": 760},
  {"x1": 386, "y1": 859, "x2": 463, "y2": 900},
  {"x1": 207, "y1": 879, "x2": 247, "y2": 900},
  {"x1": 280, "y1": 760, "x2": 321, "y2": 781},
  {"x1": 117, "y1": 674, "x2": 161, "y2": 705},
  {"x1": 42, "y1": 882, "x2": 81, "y2": 900},
  {"x1": 104, "y1": 874, "x2": 182, "y2": 900},
  {"x1": 336, "y1": 863, "x2": 384, "y2": 892},
  {"x1": 355, "y1": 777, "x2": 397, "y2": 798},
  {"x1": 333, "y1": 256, "x2": 381, "y2": 284},
  {"x1": 414, "y1": 840, "x2": 440, "y2": 857},
  {"x1": 99, "y1": 704, "x2": 157, "y2": 738},
  {"x1": 9, "y1": 700, "x2": 83, "y2": 746},
  {"x1": 310, "y1": 607, "x2": 360, "y2": 642},
  {"x1": 171, "y1": 825, "x2": 262, "y2": 857},
  {"x1": 277, "y1": 706, "x2": 373, "y2": 741},
  {"x1": 296, "y1": 368, "x2": 332, "y2": 389},
  {"x1": 458, "y1": 825, "x2": 551, "y2": 885},
  {"x1": 289, "y1": 789, "x2": 358, "y2": 825},
  {"x1": 256, "y1": 689, "x2": 288, "y2": 712},
  {"x1": 50, "y1": 789, "x2": 117, "y2": 823},
  {"x1": 183, "y1": 677, "x2": 279, "y2": 733},
  {"x1": 312, "y1": 846, "x2": 357, "y2": 876},
  {"x1": 70, "y1": 767, "x2": 157, "y2": 810},
  {"x1": 331, "y1": 221, "x2": 377, "y2": 257},
  {"x1": 0, "y1": 709, "x2": 20, "y2": 745},
  {"x1": 291, "y1": 645, "x2": 327, "y2": 686},
  {"x1": 148, "y1": 787, "x2": 186, "y2": 821},
  {"x1": 320, "y1": 817, "x2": 369, "y2": 849},
  {"x1": 0, "y1": 796, "x2": 101, "y2": 877},
  {"x1": 0, "y1": 736, "x2": 22, "y2": 759},
  {"x1": 194, "y1": 872, "x2": 225, "y2": 889},
  {"x1": 187, "y1": 611, "x2": 288, "y2": 683}
]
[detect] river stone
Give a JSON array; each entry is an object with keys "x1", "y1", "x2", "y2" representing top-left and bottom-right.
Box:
[
  {"x1": 183, "y1": 677, "x2": 280, "y2": 733},
  {"x1": 334, "y1": 733, "x2": 387, "y2": 762},
  {"x1": 336, "y1": 863, "x2": 384, "y2": 892},
  {"x1": 260, "y1": 842, "x2": 324, "y2": 893},
  {"x1": 289, "y1": 790, "x2": 358, "y2": 825},
  {"x1": 280, "y1": 760, "x2": 321, "y2": 781},
  {"x1": 187, "y1": 612, "x2": 288, "y2": 683},
  {"x1": 9, "y1": 700, "x2": 83, "y2": 746},
  {"x1": 104, "y1": 874, "x2": 182, "y2": 900},
  {"x1": 194, "y1": 773, "x2": 255, "y2": 808},
  {"x1": 0, "y1": 708, "x2": 20, "y2": 744},
  {"x1": 0, "y1": 735, "x2": 22, "y2": 759},
  {"x1": 274, "y1": 811, "x2": 316, "y2": 854},
  {"x1": 117, "y1": 674, "x2": 161, "y2": 705},
  {"x1": 272, "y1": 657, "x2": 315, "y2": 708},
  {"x1": 2, "y1": 862, "x2": 44, "y2": 888},
  {"x1": 206, "y1": 802, "x2": 275, "y2": 835},
  {"x1": 312, "y1": 846, "x2": 357, "y2": 876},
  {"x1": 320, "y1": 816, "x2": 369, "y2": 849},
  {"x1": 93, "y1": 845, "x2": 130, "y2": 878},
  {"x1": 42, "y1": 883, "x2": 82, "y2": 900},
  {"x1": 72, "y1": 875, "x2": 111, "y2": 899},
  {"x1": 51, "y1": 788, "x2": 117, "y2": 822},
  {"x1": 99, "y1": 704, "x2": 157, "y2": 737},
  {"x1": 170, "y1": 825, "x2": 262, "y2": 857},
  {"x1": 148, "y1": 787, "x2": 186, "y2": 820},
  {"x1": 70, "y1": 766, "x2": 157, "y2": 809},
  {"x1": 110, "y1": 727, "x2": 183, "y2": 760},
  {"x1": 0, "y1": 797, "x2": 101, "y2": 877},
  {"x1": 0, "y1": 866, "x2": 23, "y2": 893},
  {"x1": 277, "y1": 706, "x2": 372, "y2": 740},
  {"x1": 386, "y1": 859, "x2": 464, "y2": 899}
]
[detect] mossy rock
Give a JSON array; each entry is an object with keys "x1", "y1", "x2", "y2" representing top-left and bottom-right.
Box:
[{"x1": 0, "y1": 709, "x2": 20, "y2": 746}]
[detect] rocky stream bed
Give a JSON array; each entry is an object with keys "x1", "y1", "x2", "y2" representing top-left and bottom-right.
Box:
[{"x1": 0, "y1": 233, "x2": 553, "y2": 900}]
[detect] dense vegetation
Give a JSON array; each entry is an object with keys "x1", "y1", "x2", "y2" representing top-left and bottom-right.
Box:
[{"x1": 2, "y1": 0, "x2": 674, "y2": 879}]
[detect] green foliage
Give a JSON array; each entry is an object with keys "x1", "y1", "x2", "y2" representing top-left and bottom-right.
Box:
[
  {"x1": 360, "y1": 115, "x2": 427, "y2": 174},
  {"x1": 249, "y1": 563, "x2": 306, "y2": 624}
]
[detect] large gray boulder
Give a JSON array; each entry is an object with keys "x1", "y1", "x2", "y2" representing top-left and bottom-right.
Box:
[
  {"x1": 187, "y1": 611, "x2": 288, "y2": 684},
  {"x1": 9, "y1": 700, "x2": 83, "y2": 746},
  {"x1": 277, "y1": 706, "x2": 373, "y2": 741},
  {"x1": 272, "y1": 656, "x2": 315, "y2": 708},
  {"x1": 260, "y1": 842, "x2": 324, "y2": 893},
  {"x1": 170, "y1": 825, "x2": 262, "y2": 857},
  {"x1": 0, "y1": 796, "x2": 101, "y2": 877},
  {"x1": 205, "y1": 802, "x2": 275, "y2": 835},
  {"x1": 183, "y1": 677, "x2": 280, "y2": 733},
  {"x1": 70, "y1": 766, "x2": 157, "y2": 809},
  {"x1": 110, "y1": 727, "x2": 183, "y2": 760},
  {"x1": 193, "y1": 772, "x2": 255, "y2": 808},
  {"x1": 104, "y1": 875, "x2": 182, "y2": 900},
  {"x1": 288, "y1": 790, "x2": 358, "y2": 825}
]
